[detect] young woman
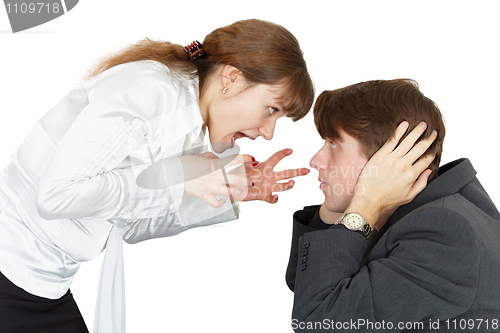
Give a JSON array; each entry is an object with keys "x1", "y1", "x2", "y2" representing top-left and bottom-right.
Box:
[
  {"x1": 0, "y1": 19, "x2": 313, "y2": 333},
  {"x1": 0, "y1": 19, "x2": 435, "y2": 332}
]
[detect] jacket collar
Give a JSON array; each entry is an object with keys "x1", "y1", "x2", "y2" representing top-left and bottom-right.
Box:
[{"x1": 373, "y1": 158, "x2": 476, "y2": 241}]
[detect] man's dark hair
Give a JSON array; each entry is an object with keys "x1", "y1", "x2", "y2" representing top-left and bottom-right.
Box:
[{"x1": 314, "y1": 79, "x2": 445, "y2": 181}]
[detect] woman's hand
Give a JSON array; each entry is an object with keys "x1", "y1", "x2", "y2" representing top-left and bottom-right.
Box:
[
  {"x1": 345, "y1": 121, "x2": 438, "y2": 227},
  {"x1": 230, "y1": 148, "x2": 310, "y2": 204},
  {"x1": 182, "y1": 149, "x2": 309, "y2": 207},
  {"x1": 181, "y1": 152, "x2": 255, "y2": 208}
]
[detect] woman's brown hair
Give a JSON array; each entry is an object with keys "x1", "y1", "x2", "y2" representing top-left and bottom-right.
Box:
[
  {"x1": 314, "y1": 79, "x2": 445, "y2": 181},
  {"x1": 84, "y1": 19, "x2": 314, "y2": 121}
]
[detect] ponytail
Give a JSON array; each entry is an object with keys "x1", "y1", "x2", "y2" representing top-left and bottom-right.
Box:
[{"x1": 83, "y1": 38, "x2": 196, "y2": 81}]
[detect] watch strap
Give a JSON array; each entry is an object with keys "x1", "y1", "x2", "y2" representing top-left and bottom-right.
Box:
[{"x1": 336, "y1": 213, "x2": 373, "y2": 240}]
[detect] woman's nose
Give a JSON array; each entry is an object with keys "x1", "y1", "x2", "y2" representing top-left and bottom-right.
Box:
[{"x1": 259, "y1": 122, "x2": 276, "y2": 141}]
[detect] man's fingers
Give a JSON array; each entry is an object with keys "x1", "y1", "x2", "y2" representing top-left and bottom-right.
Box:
[
  {"x1": 393, "y1": 122, "x2": 428, "y2": 157},
  {"x1": 407, "y1": 169, "x2": 432, "y2": 201},
  {"x1": 403, "y1": 130, "x2": 438, "y2": 164},
  {"x1": 411, "y1": 153, "x2": 436, "y2": 176},
  {"x1": 377, "y1": 121, "x2": 409, "y2": 154}
]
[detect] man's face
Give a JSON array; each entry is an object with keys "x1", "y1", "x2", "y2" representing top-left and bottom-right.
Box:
[{"x1": 309, "y1": 130, "x2": 368, "y2": 213}]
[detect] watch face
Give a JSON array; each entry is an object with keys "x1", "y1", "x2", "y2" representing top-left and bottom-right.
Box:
[{"x1": 345, "y1": 214, "x2": 364, "y2": 229}]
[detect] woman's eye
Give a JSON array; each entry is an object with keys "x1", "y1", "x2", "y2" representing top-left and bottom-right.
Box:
[
  {"x1": 269, "y1": 107, "x2": 279, "y2": 116},
  {"x1": 330, "y1": 141, "x2": 337, "y2": 149}
]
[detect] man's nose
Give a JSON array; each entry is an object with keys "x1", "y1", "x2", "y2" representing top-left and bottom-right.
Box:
[{"x1": 310, "y1": 150, "x2": 325, "y2": 170}]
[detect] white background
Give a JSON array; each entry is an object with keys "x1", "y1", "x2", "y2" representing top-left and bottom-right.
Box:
[{"x1": 1, "y1": 1, "x2": 499, "y2": 332}]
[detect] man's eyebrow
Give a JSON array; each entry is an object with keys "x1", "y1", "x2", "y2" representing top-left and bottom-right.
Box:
[
  {"x1": 328, "y1": 135, "x2": 344, "y2": 144},
  {"x1": 326, "y1": 138, "x2": 341, "y2": 146}
]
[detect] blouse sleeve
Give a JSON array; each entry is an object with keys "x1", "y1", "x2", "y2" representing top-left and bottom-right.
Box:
[{"x1": 36, "y1": 63, "x2": 186, "y2": 221}]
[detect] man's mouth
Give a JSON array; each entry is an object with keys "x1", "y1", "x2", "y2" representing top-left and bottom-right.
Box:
[{"x1": 319, "y1": 178, "x2": 329, "y2": 189}]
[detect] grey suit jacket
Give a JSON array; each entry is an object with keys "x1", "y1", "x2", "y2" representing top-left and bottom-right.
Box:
[{"x1": 286, "y1": 159, "x2": 500, "y2": 332}]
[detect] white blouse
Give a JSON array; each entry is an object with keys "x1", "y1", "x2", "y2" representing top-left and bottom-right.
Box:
[{"x1": 0, "y1": 60, "x2": 238, "y2": 300}]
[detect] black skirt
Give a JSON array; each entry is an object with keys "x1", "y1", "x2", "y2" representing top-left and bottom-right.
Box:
[{"x1": 0, "y1": 271, "x2": 88, "y2": 333}]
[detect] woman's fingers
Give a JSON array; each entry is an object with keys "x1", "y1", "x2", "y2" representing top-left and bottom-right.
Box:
[
  {"x1": 271, "y1": 180, "x2": 295, "y2": 192},
  {"x1": 200, "y1": 192, "x2": 226, "y2": 208},
  {"x1": 263, "y1": 193, "x2": 279, "y2": 204},
  {"x1": 244, "y1": 161, "x2": 260, "y2": 170},
  {"x1": 249, "y1": 179, "x2": 295, "y2": 192},
  {"x1": 200, "y1": 152, "x2": 219, "y2": 159},
  {"x1": 225, "y1": 173, "x2": 254, "y2": 188},
  {"x1": 214, "y1": 154, "x2": 254, "y2": 170},
  {"x1": 274, "y1": 168, "x2": 310, "y2": 180},
  {"x1": 261, "y1": 148, "x2": 293, "y2": 167},
  {"x1": 211, "y1": 183, "x2": 248, "y2": 204},
  {"x1": 214, "y1": 149, "x2": 307, "y2": 204},
  {"x1": 238, "y1": 179, "x2": 293, "y2": 202}
]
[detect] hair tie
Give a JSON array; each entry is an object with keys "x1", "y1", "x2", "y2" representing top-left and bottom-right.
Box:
[{"x1": 183, "y1": 40, "x2": 204, "y2": 60}]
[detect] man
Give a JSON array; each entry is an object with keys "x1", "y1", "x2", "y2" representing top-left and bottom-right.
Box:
[{"x1": 286, "y1": 79, "x2": 500, "y2": 332}]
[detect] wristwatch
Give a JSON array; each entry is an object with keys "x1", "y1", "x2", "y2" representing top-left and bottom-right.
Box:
[{"x1": 336, "y1": 213, "x2": 373, "y2": 239}]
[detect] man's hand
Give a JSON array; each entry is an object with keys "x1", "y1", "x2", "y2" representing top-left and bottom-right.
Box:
[{"x1": 346, "y1": 121, "x2": 438, "y2": 227}]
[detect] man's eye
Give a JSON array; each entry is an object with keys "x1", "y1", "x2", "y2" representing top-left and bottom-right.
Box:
[
  {"x1": 269, "y1": 107, "x2": 279, "y2": 115},
  {"x1": 330, "y1": 141, "x2": 337, "y2": 149}
]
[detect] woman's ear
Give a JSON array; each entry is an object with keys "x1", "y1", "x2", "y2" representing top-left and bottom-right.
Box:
[{"x1": 221, "y1": 65, "x2": 241, "y2": 88}]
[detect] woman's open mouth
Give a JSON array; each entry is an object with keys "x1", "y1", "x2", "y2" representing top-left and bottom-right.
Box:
[{"x1": 231, "y1": 132, "x2": 255, "y2": 146}]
